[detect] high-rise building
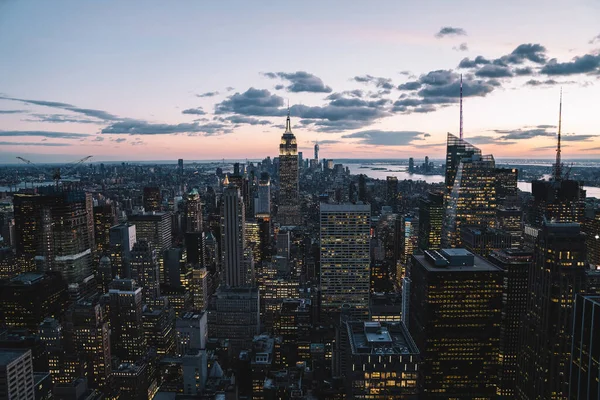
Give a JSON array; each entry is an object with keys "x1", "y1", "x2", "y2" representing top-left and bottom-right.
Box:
[
  {"x1": 517, "y1": 223, "x2": 587, "y2": 399},
  {"x1": 320, "y1": 203, "x2": 371, "y2": 322},
  {"x1": 112, "y1": 362, "x2": 149, "y2": 400},
  {"x1": 254, "y1": 172, "x2": 271, "y2": 217},
  {"x1": 176, "y1": 311, "x2": 208, "y2": 356},
  {"x1": 128, "y1": 212, "x2": 172, "y2": 252},
  {"x1": 109, "y1": 223, "x2": 136, "y2": 278},
  {"x1": 418, "y1": 191, "x2": 444, "y2": 251},
  {"x1": 108, "y1": 279, "x2": 146, "y2": 363},
  {"x1": 569, "y1": 294, "x2": 600, "y2": 399},
  {"x1": 531, "y1": 179, "x2": 586, "y2": 225},
  {"x1": 178, "y1": 158, "x2": 184, "y2": 177},
  {"x1": 386, "y1": 176, "x2": 399, "y2": 205},
  {"x1": 0, "y1": 349, "x2": 34, "y2": 400},
  {"x1": 410, "y1": 249, "x2": 503, "y2": 398},
  {"x1": 185, "y1": 189, "x2": 202, "y2": 233},
  {"x1": 396, "y1": 214, "x2": 419, "y2": 283},
  {"x1": 278, "y1": 112, "x2": 300, "y2": 226},
  {"x1": 143, "y1": 186, "x2": 161, "y2": 212},
  {"x1": 13, "y1": 187, "x2": 94, "y2": 284},
  {"x1": 222, "y1": 186, "x2": 253, "y2": 287},
  {"x1": 142, "y1": 303, "x2": 175, "y2": 357},
  {"x1": 191, "y1": 268, "x2": 209, "y2": 310},
  {"x1": 314, "y1": 142, "x2": 319, "y2": 162},
  {"x1": 584, "y1": 210, "x2": 600, "y2": 268},
  {"x1": 489, "y1": 248, "x2": 533, "y2": 398},
  {"x1": 460, "y1": 226, "x2": 513, "y2": 257},
  {"x1": 93, "y1": 203, "x2": 117, "y2": 256},
  {"x1": 496, "y1": 206, "x2": 523, "y2": 247},
  {"x1": 130, "y1": 240, "x2": 160, "y2": 303}
]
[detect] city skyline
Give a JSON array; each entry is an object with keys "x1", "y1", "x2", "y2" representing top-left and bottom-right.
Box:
[{"x1": 1, "y1": 0, "x2": 600, "y2": 163}]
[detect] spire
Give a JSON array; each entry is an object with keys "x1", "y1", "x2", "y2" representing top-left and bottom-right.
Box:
[
  {"x1": 554, "y1": 88, "x2": 563, "y2": 180},
  {"x1": 285, "y1": 101, "x2": 292, "y2": 133},
  {"x1": 459, "y1": 74, "x2": 464, "y2": 140}
]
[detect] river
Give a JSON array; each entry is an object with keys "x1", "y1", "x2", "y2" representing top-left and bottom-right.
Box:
[{"x1": 346, "y1": 163, "x2": 600, "y2": 199}]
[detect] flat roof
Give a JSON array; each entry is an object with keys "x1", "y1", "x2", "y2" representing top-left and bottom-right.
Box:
[
  {"x1": 9, "y1": 273, "x2": 45, "y2": 284},
  {"x1": 414, "y1": 252, "x2": 501, "y2": 273},
  {"x1": 347, "y1": 321, "x2": 418, "y2": 356},
  {"x1": 320, "y1": 202, "x2": 370, "y2": 212},
  {"x1": 0, "y1": 349, "x2": 29, "y2": 365}
]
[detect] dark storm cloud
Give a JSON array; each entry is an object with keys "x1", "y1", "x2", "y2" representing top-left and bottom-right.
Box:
[
  {"x1": 453, "y1": 43, "x2": 469, "y2": 52},
  {"x1": 540, "y1": 54, "x2": 600, "y2": 75},
  {"x1": 435, "y1": 27, "x2": 467, "y2": 38},
  {"x1": 196, "y1": 91, "x2": 219, "y2": 98},
  {"x1": 0, "y1": 109, "x2": 27, "y2": 114},
  {"x1": 0, "y1": 95, "x2": 120, "y2": 121},
  {"x1": 0, "y1": 141, "x2": 73, "y2": 147},
  {"x1": 458, "y1": 56, "x2": 491, "y2": 69},
  {"x1": 341, "y1": 130, "x2": 428, "y2": 146},
  {"x1": 353, "y1": 75, "x2": 394, "y2": 90},
  {"x1": 262, "y1": 71, "x2": 332, "y2": 93},
  {"x1": 0, "y1": 130, "x2": 92, "y2": 139},
  {"x1": 182, "y1": 107, "x2": 206, "y2": 115},
  {"x1": 101, "y1": 121, "x2": 233, "y2": 135},
  {"x1": 475, "y1": 65, "x2": 513, "y2": 78}
]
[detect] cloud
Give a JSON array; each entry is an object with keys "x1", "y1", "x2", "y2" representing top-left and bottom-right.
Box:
[
  {"x1": 225, "y1": 87, "x2": 235, "y2": 92},
  {"x1": 93, "y1": 136, "x2": 104, "y2": 141},
  {"x1": 504, "y1": 43, "x2": 547, "y2": 64},
  {"x1": 541, "y1": 54, "x2": 600, "y2": 75},
  {"x1": 435, "y1": 26, "x2": 467, "y2": 38},
  {"x1": 313, "y1": 139, "x2": 341, "y2": 145},
  {"x1": 453, "y1": 43, "x2": 469, "y2": 52},
  {"x1": 341, "y1": 130, "x2": 428, "y2": 146},
  {"x1": 560, "y1": 134, "x2": 596, "y2": 141},
  {"x1": 196, "y1": 91, "x2": 219, "y2": 98},
  {"x1": 182, "y1": 107, "x2": 206, "y2": 115},
  {"x1": 0, "y1": 130, "x2": 92, "y2": 139},
  {"x1": 458, "y1": 56, "x2": 491, "y2": 69},
  {"x1": 215, "y1": 88, "x2": 285, "y2": 116},
  {"x1": 397, "y1": 81, "x2": 422, "y2": 90},
  {"x1": 262, "y1": 71, "x2": 332, "y2": 93},
  {"x1": 465, "y1": 135, "x2": 516, "y2": 146},
  {"x1": 514, "y1": 67, "x2": 533, "y2": 76},
  {"x1": 525, "y1": 79, "x2": 559, "y2": 86},
  {"x1": 589, "y1": 34, "x2": 600, "y2": 44},
  {"x1": 492, "y1": 128, "x2": 555, "y2": 140},
  {"x1": 0, "y1": 95, "x2": 119, "y2": 121},
  {"x1": 22, "y1": 113, "x2": 104, "y2": 124},
  {"x1": 101, "y1": 121, "x2": 233, "y2": 135},
  {"x1": 219, "y1": 115, "x2": 271, "y2": 125},
  {"x1": 353, "y1": 75, "x2": 394, "y2": 90},
  {"x1": 274, "y1": 84, "x2": 285, "y2": 90},
  {"x1": 0, "y1": 109, "x2": 27, "y2": 114},
  {"x1": 327, "y1": 90, "x2": 364, "y2": 100},
  {"x1": 114, "y1": 138, "x2": 127, "y2": 143},
  {"x1": 475, "y1": 64, "x2": 513, "y2": 78},
  {"x1": 0, "y1": 141, "x2": 72, "y2": 147}
]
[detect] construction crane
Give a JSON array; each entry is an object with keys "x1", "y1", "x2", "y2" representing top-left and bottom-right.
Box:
[{"x1": 16, "y1": 155, "x2": 93, "y2": 187}]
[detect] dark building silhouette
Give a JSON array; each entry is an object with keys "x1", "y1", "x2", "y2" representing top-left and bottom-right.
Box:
[
  {"x1": 143, "y1": 186, "x2": 161, "y2": 212},
  {"x1": 569, "y1": 294, "x2": 600, "y2": 399},
  {"x1": 108, "y1": 279, "x2": 146, "y2": 363},
  {"x1": 418, "y1": 191, "x2": 444, "y2": 251}
]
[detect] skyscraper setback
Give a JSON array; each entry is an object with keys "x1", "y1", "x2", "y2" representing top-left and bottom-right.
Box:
[{"x1": 278, "y1": 111, "x2": 300, "y2": 226}]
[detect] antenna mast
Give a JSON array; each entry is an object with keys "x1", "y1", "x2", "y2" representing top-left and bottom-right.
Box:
[
  {"x1": 554, "y1": 88, "x2": 563, "y2": 180},
  {"x1": 459, "y1": 74, "x2": 464, "y2": 139}
]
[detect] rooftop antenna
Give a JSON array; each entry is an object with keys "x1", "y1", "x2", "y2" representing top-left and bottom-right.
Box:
[
  {"x1": 459, "y1": 74, "x2": 464, "y2": 139},
  {"x1": 285, "y1": 99, "x2": 292, "y2": 133},
  {"x1": 554, "y1": 88, "x2": 563, "y2": 180}
]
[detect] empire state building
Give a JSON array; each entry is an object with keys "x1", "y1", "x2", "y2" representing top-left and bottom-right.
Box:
[{"x1": 278, "y1": 110, "x2": 300, "y2": 226}]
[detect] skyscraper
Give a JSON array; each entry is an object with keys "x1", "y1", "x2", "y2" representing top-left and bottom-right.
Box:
[
  {"x1": 444, "y1": 132, "x2": 481, "y2": 197},
  {"x1": 410, "y1": 249, "x2": 503, "y2": 398},
  {"x1": 222, "y1": 186, "x2": 252, "y2": 287},
  {"x1": 128, "y1": 212, "x2": 172, "y2": 252},
  {"x1": 109, "y1": 223, "x2": 136, "y2": 278},
  {"x1": 396, "y1": 214, "x2": 419, "y2": 284},
  {"x1": 93, "y1": 203, "x2": 117, "y2": 256},
  {"x1": 0, "y1": 349, "x2": 34, "y2": 400},
  {"x1": 108, "y1": 279, "x2": 146, "y2": 363},
  {"x1": 278, "y1": 111, "x2": 300, "y2": 226},
  {"x1": 418, "y1": 191, "x2": 444, "y2": 251},
  {"x1": 143, "y1": 186, "x2": 161, "y2": 212},
  {"x1": 185, "y1": 189, "x2": 203, "y2": 233},
  {"x1": 517, "y1": 223, "x2": 587, "y2": 399},
  {"x1": 320, "y1": 203, "x2": 371, "y2": 322},
  {"x1": 254, "y1": 172, "x2": 271, "y2": 217},
  {"x1": 314, "y1": 142, "x2": 319, "y2": 162},
  {"x1": 386, "y1": 176, "x2": 398, "y2": 205},
  {"x1": 569, "y1": 294, "x2": 600, "y2": 399},
  {"x1": 130, "y1": 240, "x2": 160, "y2": 303}
]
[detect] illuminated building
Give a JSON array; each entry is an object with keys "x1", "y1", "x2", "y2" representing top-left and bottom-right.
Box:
[
  {"x1": 410, "y1": 249, "x2": 503, "y2": 398},
  {"x1": 185, "y1": 231, "x2": 205, "y2": 267},
  {"x1": 531, "y1": 180, "x2": 586, "y2": 226},
  {"x1": 108, "y1": 279, "x2": 146, "y2": 363},
  {"x1": 274, "y1": 299, "x2": 312, "y2": 367},
  {"x1": 369, "y1": 292, "x2": 402, "y2": 323},
  {"x1": 93, "y1": 203, "x2": 117, "y2": 256},
  {"x1": 185, "y1": 189, "x2": 203, "y2": 233},
  {"x1": 0, "y1": 247, "x2": 19, "y2": 280},
  {"x1": 443, "y1": 152, "x2": 501, "y2": 248},
  {"x1": 176, "y1": 311, "x2": 208, "y2": 356},
  {"x1": 320, "y1": 203, "x2": 371, "y2": 322},
  {"x1": 191, "y1": 268, "x2": 209, "y2": 310},
  {"x1": 142, "y1": 304, "x2": 175, "y2": 357},
  {"x1": 460, "y1": 226, "x2": 512, "y2": 257},
  {"x1": 496, "y1": 206, "x2": 523, "y2": 247},
  {"x1": 0, "y1": 349, "x2": 34, "y2": 400},
  {"x1": 396, "y1": 214, "x2": 419, "y2": 283},
  {"x1": 112, "y1": 362, "x2": 150, "y2": 400},
  {"x1": 129, "y1": 240, "x2": 160, "y2": 303},
  {"x1": 109, "y1": 223, "x2": 136, "y2": 278},
  {"x1": 569, "y1": 294, "x2": 600, "y2": 399},
  {"x1": 517, "y1": 223, "x2": 587, "y2": 399},
  {"x1": 254, "y1": 172, "x2": 271, "y2": 218},
  {"x1": 222, "y1": 186, "x2": 254, "y2": 287},
  {"x1": 418, "y1": 191, "x2": 444, "y2": 251},
  {"x1": 143, "y1": 186, "x2": 161, "y2": 212},
  {"x1": 65, "y1": 299, "x2": 111, "y2": 390},
  {"x1": 258, "y1": 270, "x2": 299, "y2": 331},
  {"x1": 489, "y1": 248, "x2": 532, "y2": 398},
  {"x1": 278, "y1": 111, "x2": 301, "y2": 226},
  {"x1": 128, "y1": 211, "x2": 172, "y2": 253},
  {"x1": 444, "y1": 132, "x2": 481, "y2": 197},
  {"x1": 341, "y1": 321, "x2": 420, "y2": 399},
  {"x1": 583, "y1": 210, "x2": 600, "y2": 268},
  {"x1": 13, "y1": 188, "x2": 94, "y2": 284},
  {"x1": 248, "y1": 334, "x2": 278, "y2": 398},
  {"x1": 495, "y1": 167, "x2": 519, "y2": 205},
  {"x1": 207, "y1": 286, "x2": 260, "y2": 354},
  {"x1": 386, "y1": 176, "x2": 399, "y2": 204},
  {"x1": 0, "y1": 272, "x2": 68, "y2": 331},
  {"x1": 246, "y1": 220, "x2": 262, "y2": 264}
]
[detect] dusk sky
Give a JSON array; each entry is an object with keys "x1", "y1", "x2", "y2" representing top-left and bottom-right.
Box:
[{"x1": 0, "y1": 0, "x2": 599, "y2": 163}]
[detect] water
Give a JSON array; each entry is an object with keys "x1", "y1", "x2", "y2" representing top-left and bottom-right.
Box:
[{"x1": 347, "y1": 163, "x2": 600, "y2": 199}]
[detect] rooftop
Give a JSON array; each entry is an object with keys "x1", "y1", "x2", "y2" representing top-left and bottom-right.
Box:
[
  {"x1": 0, "y1": 349, "x2": 30, "y2": 365},
  {"x1": 320, "y1": 202, "x2": 370, "y2": 212},
  {"x1": 8, "y1": 272, "x2": 45, "y2": 285},
  {"x1": 414, "y1": 248, "x2": 500, "y2": 273},
  {"x1": 347, "y1": 321, "x2": 418, "y2": 356}
]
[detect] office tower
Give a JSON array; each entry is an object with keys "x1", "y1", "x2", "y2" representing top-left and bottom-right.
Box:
[
  {"x1": 340, "y1": 321, "x2": 420, "y2": 398},
  {"x1": 191, "y1": 268, "x2": 209, "y2": 310},
  {"x1": 112, "y1": 362, "x2": 149, "y2": 400},
  {"x1": 13, "y1": 187, "x2": 94, "y2": 284},
  {"x1": 278, "y1": 111, "x2": 300, "y2": 226},
  {"x1": 369, "y1": 292, "x2": 402, "y2": 323},
  {"x1": 143, "y1": 186, "x2": 161, "y2": 212},
  {"x1": 584, "y1": 210, "x2": 600, "y2": 268},
  {"x1": 178, "y1": 158, "x2": 184, "y2": 177},
  {"x1": 408, "y1": 157, "x2": 414, "y2": 173},
  {"x1": 569, "y1": 294, "x2": 600, "y2": 399},
  {"x1": 320, "y1": 203, "x2": 371, "y2": 322},
  {"x1": 531, "y1": 180, "x2": 586, "y2": 225},
  {"x1": 163, "y1": 247, "x2": 188, "y2": 288},
  {"x1": 495, "y1": 167, "x2": 519, "y2": 205},
  {"x1": 358, "y1": 174, "x2": 367, "y2": 202},
  {"x1": 130, "y1": 240, "x2": 160, "y2": 303},
  {"x1": 245, "y1": 220, "x2": 262, "y2": 265},
  {"x1": 314, "y1": 142, "x2": 319, "y2": 162},
  {"x1": 275, "y1": 230, "x2": 290, "y2": 271},
  {"x1": 418, "y1": 191, "x2": 444, "y2": 251},
  {"x1": 274, "y1": 299, "x2": 312, "y2": 367},
  {"x1": 109, "y1": 223, "x2": 136, "y2": 278},
  {"x1": 397, "y1": 214, "x2": 419, "y2": 283},
  {"x1": 93, "y1": 203, "x2": 117, "y2": 255},
  {"x1": 0, "y1": 272, "x2": 68, "y2": 330},
  {"x1": 207, "y1": 286, "x2": 260, "y2": 353},
  {"x1": 444, "y1": 132, "x2": 481, "y2": 196},
  {"x1": 222, "y1": 186, "x2": 253, "y2": 287},
  {"x1": 182, "y1": 350, "x2": 207, "y2": 395},
  {"x1": 108, "y1": 279, "x2": 146, "y2": 363},
  {"x1": 488, "y1": 248, "x2": 533, "y2": 398},
  {"x1": 128, "y1": 212, "x2": 172, "y2": 252},
  {"x1": 0, "y1": 247, "x2": 19, "y2": 280},
  {"x1": 258, "y1": 270, "x2": 300, "y2": 330},
  {"x1": 254, "y1": 172, "x2": 271, "y2": 217},
  {"x1": 443, "y1": 151, "x2": 501, "y2": 247},
  {"x1": 176, "y1": 311, "x2": 208, "y2": 356},
  {"x1": 142, "y1": 303, "x2": 175, "y2": 357},
  {"x1": 496, "y1": 206, "x2": 523, "y2": 246},
  {"x1": 64, "y1": 300, "x2": 111, "y2": 390},
  {"x1": 517, "y1": 223, "x2": 587, "y2": 399},
  {"x1": 0, "y1": 349, "x2": 34, "y2": 400},
  {"x1": 410, "y1": 249, "x2": 503, "y2": 398},
  {"x1": 386, "y1": 176, "x2": 398, "y2": 205},
  {"x1": 460, "y1": 226, "x2": 512, "y2": 257},
  {"x1": 185, "y1": 189, "x2": 202, "y2": 233}
]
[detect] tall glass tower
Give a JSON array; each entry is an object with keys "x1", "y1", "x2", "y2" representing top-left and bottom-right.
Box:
[{"x1": 278, "y1": 111, "x2": 300, "y2": 226}]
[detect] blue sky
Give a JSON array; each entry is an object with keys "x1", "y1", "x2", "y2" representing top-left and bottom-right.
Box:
[{"x1": 0, "y1": 0, "x2": 599, "y2": 162}]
